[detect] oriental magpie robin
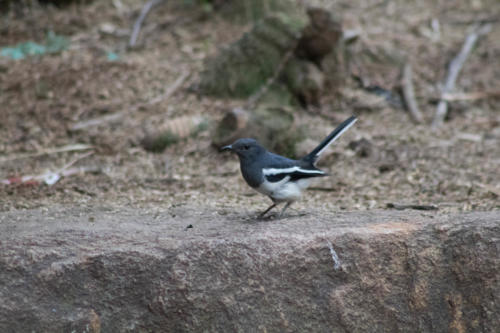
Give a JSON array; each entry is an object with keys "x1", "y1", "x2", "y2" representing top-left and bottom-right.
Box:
[{"x1": 222, "y1": 116, "x2": 357, "y2": 218}]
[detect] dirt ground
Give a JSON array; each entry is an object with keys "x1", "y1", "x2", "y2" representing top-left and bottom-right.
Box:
[{"x1": 1, "y1": 0, "x2": 499, "y2": 216}]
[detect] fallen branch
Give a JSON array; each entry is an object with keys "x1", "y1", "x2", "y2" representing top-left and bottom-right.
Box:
[
  {"x1": 441, "y1": 90, "x2": 500, "y2": 101},
  {"x1": 71, "y1": 112, "x2": 125, "y2": 131},
  {"x1": 129, "y1": 0, "x2": 163, "y2": 48},
  {"x1": 71, "y1": 71, "x2": 189, "y2": 131},
  {"x1": 309, "y1": 187, "x2": 336, "y2": 192},
  {"x1": 59, "y1": 151, "x2": 94, "y2": 173},
  {"x1": 401, "y1": 63, "x2": 423, "y2": 124},
  {"x1": 386, "y1": 203, "x2": 438, "y2": 211},
  {"x1": 432, "y1": 24, "x2": 492, "y2": 128},
  {"x1": 146, "y1": 70, "x2": 190, "y2": 106},
  {"x1": 0, "y1": 144, "x2": 93, "y2": 163}
]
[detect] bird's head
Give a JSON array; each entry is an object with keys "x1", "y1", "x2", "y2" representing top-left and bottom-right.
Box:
[{"x1": 221, "y1": 138, "x2": 265, "y2": 161}]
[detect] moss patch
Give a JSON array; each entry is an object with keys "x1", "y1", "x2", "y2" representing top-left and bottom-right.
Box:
[{"x1": 199, "y1": 12, "x2": 307, "y2": 98}]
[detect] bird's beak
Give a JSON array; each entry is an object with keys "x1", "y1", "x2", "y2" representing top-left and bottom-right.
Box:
[{"x1": 220, "y1": 144, "x2": 233, "y2": 152}]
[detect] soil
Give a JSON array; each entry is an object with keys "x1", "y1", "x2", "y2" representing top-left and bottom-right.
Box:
[{"x1": 1, "y1": 0, "x2": 499, "y2": 216}]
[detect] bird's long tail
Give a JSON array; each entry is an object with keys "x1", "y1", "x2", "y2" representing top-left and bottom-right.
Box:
[{"x1": 302, "y1": 116, "x2": 357, "y2": 164}]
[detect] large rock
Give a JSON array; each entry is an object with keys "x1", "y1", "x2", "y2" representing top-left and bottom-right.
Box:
[{"x1": 0, "y1": 207, "x2": 499, "y2": 332}]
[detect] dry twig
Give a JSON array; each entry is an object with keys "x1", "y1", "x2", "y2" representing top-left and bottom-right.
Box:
[
  {"x1": 386, "y1": 203, "x2": 438, "y2": 211},
  {"x1": 441, "y1": 90, "x2": 500, "y2": 101},
  {"x1": 401, "y1": 63, "x2": 423, "y2": 124},
  {"x1": 244, "y1": 46, "x2": 297, "y2": 110},
  {"x1": 146, "y1": 70, "x2": 190, "y2": 106},
  {"x1": 129, "y1": 0, "x2": 163, "y2": 48},
  {"x1": 58, "y1": 151, "x2": 94, "y2": 173},
  {"x1": 71, "y1": 112, "x2": 124, "y2": 131},
  {"x1": 432, "y1": 24, "x2": 492, "y2": 128},
  {"x1": 0, "y1": 144, "x2": 93, "y2": 163}
]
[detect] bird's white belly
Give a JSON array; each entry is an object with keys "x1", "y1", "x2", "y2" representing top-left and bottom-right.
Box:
[{"x1": 256, "y1": 177, "x2": 311, "y2": 202}]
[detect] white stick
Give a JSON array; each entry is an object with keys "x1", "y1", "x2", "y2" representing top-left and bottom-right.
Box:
[
  {"x1": 147, "y1": 70, "x2": 190, "y2": 105},
  {"x1": 432, "y1": 24, "x2": 492, "y2": 128},
  {"x1": 129, "y1": 0, "x2": 163, "y2": 47}
]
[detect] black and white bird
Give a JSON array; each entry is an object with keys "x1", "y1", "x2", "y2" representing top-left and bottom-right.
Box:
[{"x1": 222, "y1": 116, "x2": 357, "y2": 218}]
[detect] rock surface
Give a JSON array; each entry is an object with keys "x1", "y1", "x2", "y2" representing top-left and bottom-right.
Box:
[{"x1": 0, "y1": 207, "x2": 499, "y2": 332}]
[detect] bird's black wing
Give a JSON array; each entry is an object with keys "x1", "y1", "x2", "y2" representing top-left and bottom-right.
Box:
[{"x1": 262, "y1": 153, "x2": 326, "y2": 183}]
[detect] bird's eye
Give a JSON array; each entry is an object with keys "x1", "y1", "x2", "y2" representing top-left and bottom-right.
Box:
[{"x1": 243, "y1": 145, "x2": 249, "y2": 150}]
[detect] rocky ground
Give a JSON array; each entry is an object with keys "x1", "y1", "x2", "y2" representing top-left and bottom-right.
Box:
[{"x1": 1, "y1": 1, "x2": 499, "y2": 218}]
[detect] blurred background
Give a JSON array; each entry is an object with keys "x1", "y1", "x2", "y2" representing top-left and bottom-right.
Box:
[{"x1": 0, "y1": 0, "x2": 499, "y2": 215}]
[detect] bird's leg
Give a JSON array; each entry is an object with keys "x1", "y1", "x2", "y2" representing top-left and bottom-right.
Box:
[
  {"x1": 259, "y1": 203, "x2": 277, "y2": 218},
  {"x1": 278, "y1": 202, "x2": 292, "y2": 218}
]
